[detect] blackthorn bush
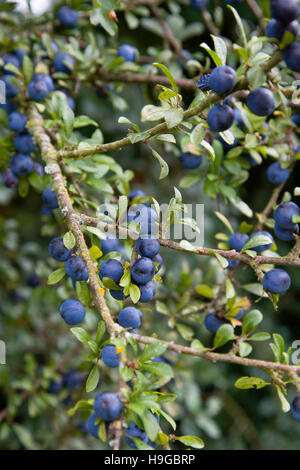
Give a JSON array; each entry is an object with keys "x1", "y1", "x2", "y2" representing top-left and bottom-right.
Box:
[{"x1": 2, "y1": 0, "x2": 300, "y2": 452}]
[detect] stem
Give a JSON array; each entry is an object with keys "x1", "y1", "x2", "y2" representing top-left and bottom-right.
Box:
[
  {"x1": 255, "y1": 182, "x2": 286, "y2": 231},
  {"x1": 202, "y1": 8, "x2": 219, "y2": 36},
  {"x1": 79, "y1": 214, "x2": 300, "y2": 268},
  {"x1": 159, "y1": 238, "x2": 300, "y2": 268},
  {"x1": 54, "y1": 51, "x2": 283, "y2": 160},
  {"x1": 151, "y1": 5, "x2": 182, "y2": 56},
  {"x1": 28, "y1": 106, "x2": 117, "y2": 337},
  {"x1": 96, "y1": 70, "x2": 197, "y2": 90},
  {"x1": 246, "y1": 0, "x2": 266, "y2": 32},
  {"x1": 130, "y1": 333, "x2": 300, "y2": 373}
]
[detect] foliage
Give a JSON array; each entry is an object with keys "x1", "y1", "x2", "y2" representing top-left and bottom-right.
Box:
[{"x1": 1, "y1": 0, "x2": 300, "y2": 451}]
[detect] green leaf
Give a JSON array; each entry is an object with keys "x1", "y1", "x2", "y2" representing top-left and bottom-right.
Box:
[
  {"x1": 154, "y1": 133, "x2": 176, "y2": 143},
  {"x1": 176, "y1": 323, "x2": 194, "y2": 341},
  {"x1": 179, "y1": 240, "x2": 198, "y2": 252},
  {"x1": 153, "y1": 62, "x2": 178, "y2": 94},
  {"x1": 201, "y1": 139, "x2": 215, "y2": 160},
  {"x1": 90, "y1": 7, "x2": 118, "y2": 36},
  {"x1": 213, "y1": 324, "x2": 235, "y2": 349},
  {"x1": 63, "y1": 231, "x2": 76, "y2": 250},
  {"x1": 225, "y1": 278, "x2": 235, "y2": 299},
  {"x1": 156, "y1": 432, "x2": 169, "y2": 446},
  {"x1": 230, "y1": 197, "x2": 253, "y2": 218},
  {"x1": 48, "y1": 268, "x2": 65, "y2": 285},
  {"x1": 157, "y1": 408, "x2": 176, "y2": 430},
  {"x1": 238, "y1": 221, "x2": 253, "y2": 234},
  {"x1": 220, "y1": 129, "x2": 235, "y2": 145},
  {"x1": 22, "y1": 55, "x2": 33, "y2": 84},
  {"x1": 227, "y1": 5, "x2": 248, "y2": 50},
  {"x1": 242, "y1": 309, "x2": 263, "y2": 335},
  {"x1": 13, "y1": 424, "x2": 34, "y2": 449},
  {"x1": 118, "y1": 116, "x2": 140, "y2": 132},
  {"x1": 96, "y1": 321, "x2": 106, "y2": 344},
  {"x1": 99, "y1": 421, "x2": 107, "y2": 441},
  {"x1": 191, "y1": 124, "x2": 205, "y2": 146},
  {"x1": 179, "y1": 173, "x2": 202, "y2": 189},
  {"x1": 273, "y1": 333, "x2": 285, "y2": 359},
  {"x1": 141, "y1": 409, "x2": 160, "y2": 442},
  {"x1": 235, "y1": 376, "x2": 269, "y2": 390},
  {"x1": 242, "y1": 234, "x2": 273, "y2": 252},
  {"x1": 4, "y1": 63, "x2": 22, "y2": 76},
  {"x1": 157, "y1": 86, "x2": 177, "y2": 100},
  {"x1": 250, "y1": 332, "x2": 270, "y2": 341},
  {"x1": 74, "y1": 116, "x2": 99, "y2": 128},
  {"x1": 242, "y1": 283, "x2": 264, "y2": 296},
  {"x1": 239, "y1": 342, "x2": 252, "y2": 357},
  {"x1": 190, "y1": 339, "x2": 206, "y2": 352},
  {"x1": 294, "y1": 187, "x2": 300, "y2": 196},
  {"x1": 279, "y1": 30, "x2": 295, "y2": 49},
  {"x1": 141, "y1": 361, "x2": 174, "y2": 377},
  {"x1": 209, "y1": 251, "x2": 229, "y2": 269},
  {"x1": 211, "y1": 35, "x2": 227, "y2": 65},
  {"x1": 119, "y1": 269, "x2": 131, "y2": 288},
  {"x1": 177, "y1": 435, "x2": 204, "y2": 449},
  {"x1": 164, "y1": 108, "x2": 184, "y2": 129},
  {"x1": 28, "y1": 172, "x2": 43, "y2": 191},
  {"x1": 86, "y1": 365, "x2": 100, "y2": 393},
  {"x1": 67, "y1": 399, "x2": 94, "y2": 417},
  {"x1": 76, "y1": 281, "x2": 91, "y2": 306},
  {"x1": 130, "y1": 284, "x2": 141, "y2": 304},
  {"x1": 120, "y1": 367, "x2": 133, "y2": 382},
  {"x1": 276, "y1": 386, "x2": 290, "y2": 413},
  {"x1": 141, "y1": 104, "x2": 165, "y2": 122},
  {"x1": 195, "y1": 284, "x2": 214, "y2": 299},
  {"x1": 214, "y1": 211, "x2": 234, "y2": 234},
  {"x1": 292, "y1": 214, "x2": 300, "y2": 223},
  {"x1": 151, "y1": 148, "x2": 169, "y2": 179},
  {"x1": 101, "y1": 277, "x2": 121, "y2": 290},
  {"x1": 155, "y1": 301, "x2": 170, "y2": 315},
  {"x1": 129, "y1": 436, "x2": 155, "y2": 450},
  {"x1": 125, "y1": 11, "x2": 139, "y2": 29},
  {"x1": 128, "y1": 131, "x2": 151, "y2": 144},
  {"x1": 18, "y1": 178, "x2": 29, "y2": 198},
  {"x1": 61, "y1": 101, "x2": 74, "y2": 138},
  {"x1": 70, "y1": 327, "x2": 92, "y2": 345},
  {"x1": 88, "y1": 340, "x2": 99, "y2": 355},
  {"x1": 139, "y1": 342, "x2": 168, "y2": 363},
  {"x1": 200, "y1": 42, "x2": 222, "y2": 66}
]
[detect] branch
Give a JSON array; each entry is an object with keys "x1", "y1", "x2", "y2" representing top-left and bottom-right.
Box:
[
  {"x1": 246, "y1": 0, "x2": 266, "y2": 32},
  {"x1": 151, "y1": 4, "x2": 182, "y2": 56},
  {"x1": 28, "y1": 106, "x2": 117, "y2": 337},
  {"x1": 202, "y1": 8, "x2": 219, "y2": 36},
  {"x1": 130, "y1": 332, "x2": 300, "y2": 374},
  {"x1": 255, "y1": 182, "x2": 286, "y2": 231},
  {"x1": 96, "y1": 70, "x2": 197, "y2": 90},
  {"x1": 26, "y1": 54, "x2": 300, "y2": 401},
  {"x1": 159, "y1": 238, "x2": 300, "y2": 268},
  {"x1": 79, "y1": 214, "x2": 300, "y2": 268},
  {"x1": 53, "y1": 50, "x2": 283, "y2": 160}
]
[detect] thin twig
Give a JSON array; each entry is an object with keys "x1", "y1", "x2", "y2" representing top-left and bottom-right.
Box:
[
  {"x1": 54, "y1": 51, "x2": 283, "y2": 160},
  {"x1": 96, "y1": 70, "x2": 197, "y2": 90},
  {"x1": 130, "y1": 333, "x2": 300, "y2": 373}
]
